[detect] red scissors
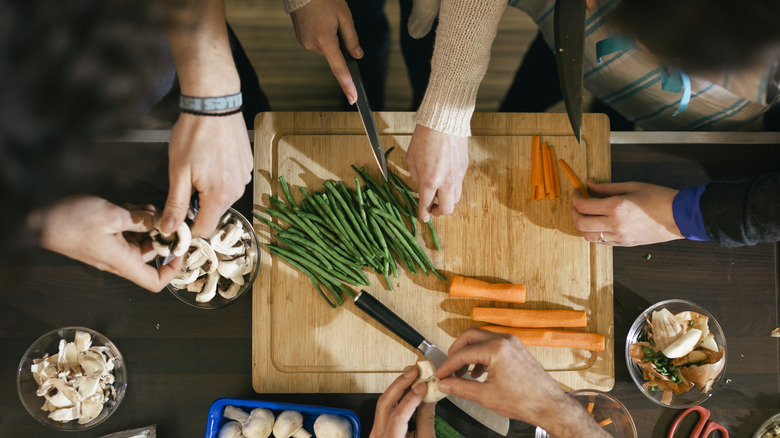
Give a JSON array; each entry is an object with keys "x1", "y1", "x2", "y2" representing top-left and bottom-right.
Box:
[{"x1": 667, "y1": 406, "x2": 729, "y2": 438}]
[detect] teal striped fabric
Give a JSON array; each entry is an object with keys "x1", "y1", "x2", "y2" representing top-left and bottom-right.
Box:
[{"x1": 508, "y1": 0, "x2": 777, "y2": 131}]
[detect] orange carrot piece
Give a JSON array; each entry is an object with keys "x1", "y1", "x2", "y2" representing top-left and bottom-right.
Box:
[
  {"x1": 557, "y1": 158, "x2": 590, "y2": 198},
  {"x1": 587, "y1": 402, "x2": 594, "y2": 414},
  {"x1": 531, "y1": 136, "x2": 542, "y2": 187},
  {"x1": 534, "y1": 184, "x2": 546, "y2": 201},
  {"x1": 543, "y1": 145, "x2": 556, "y2": 199},
  {"x1": 481, "y1": 326, "x2": 606, "y2": 351},
  {"x1": 470, "y1": 307, "x2": 587, "y2": 328},
  {"x1": 549, "y1": 145, "x2": 561, "y2": 197},
  {"x1": 449, "y1": 275, "x2": 526, "y2": 303},
  {"x1": 598, "y1": 418, "x2": 613, "y2": 427}
]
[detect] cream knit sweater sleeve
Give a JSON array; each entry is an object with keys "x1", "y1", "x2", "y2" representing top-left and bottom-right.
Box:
[
  {"x1": 414, "y1": 0, "x2": 507, "y2": 137},
  {"x1": 282, "y1": 0, "x2": 312, "y2": 14}
]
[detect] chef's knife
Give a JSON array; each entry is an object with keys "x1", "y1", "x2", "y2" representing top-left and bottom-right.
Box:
[
  {"x1": 341, "y1": 44, "x2": 389, "y2": 181},
  {"x1": 554, "y1": 0, "x2": 586, "y2": 143},
  {"x1": 354, "y1": 291, "x2": 510, "y2": 436}
]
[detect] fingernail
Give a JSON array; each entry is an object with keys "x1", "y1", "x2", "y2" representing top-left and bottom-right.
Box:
[
  {"x1": 355, "y1": 47, "x2": 364, "y2": 57},
  {"x1": 404, "y1": 368, "x2": 415, "y2": 378},
  {"x1": 161, "y1": 216, "x2": 175, "y2": 233},
  {"x1": 412, "y1": 382, "x2": 426, "y2": 394},
  {"x1": 438, "y1": 381, "x2": 451, "y2": 393},
  {"x1": 349, "y1": 95, "x2": 357, "y2": 105}
]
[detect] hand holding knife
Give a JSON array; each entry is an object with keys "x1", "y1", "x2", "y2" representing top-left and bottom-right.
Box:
[
  {"x1": 340, "y1": 40, "x2": 390, "y2": 181},
  {"x1": 354, "y1": 290, "x2": 511, "y2": 436}
]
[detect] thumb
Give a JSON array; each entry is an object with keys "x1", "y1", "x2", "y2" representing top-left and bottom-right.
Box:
[
  {"x1": 437, "y1": 377, "x2": 487, "y2": 405},
  {"x1": 408, "y1": 0, "x2": 441, "y2": 39}
]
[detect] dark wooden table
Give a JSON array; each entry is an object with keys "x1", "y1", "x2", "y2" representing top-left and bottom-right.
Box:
[{"x1": 1, "y1": 131, "x2": 778, "y2": 437}]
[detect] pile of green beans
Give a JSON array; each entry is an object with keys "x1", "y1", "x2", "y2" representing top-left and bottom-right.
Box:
[
  {"x1": 253, "y1": 156, "x2": 443, "y2": 308},
  {"x1": 641, "y1": 346, "x2": 684, "y2": 384}
]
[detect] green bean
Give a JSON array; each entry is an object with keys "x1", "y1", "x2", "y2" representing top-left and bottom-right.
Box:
[
  {"x1": 252, "y1": 212, "x2": 284, "y2": 233},
  {"x1": 267, "y1": 244, "x2": 362, "y2": 287},
  {"x1": 278, "y1": 176, "x2": 299, "y2": 211},
  {"x1": 273, "y1": 253, "x2": 335, "y2": 308}
]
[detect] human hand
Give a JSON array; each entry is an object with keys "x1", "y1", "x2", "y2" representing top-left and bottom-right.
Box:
[
  {"x1": 406, "y1": 124, "x2": 469, "y2": 222},
  {"x1": 370, "y1": 367, "x2": 436, "y2": 438},
  {"x1": 37, "y1": 196, "x2": 182, "y2": 292},
  {"x1": 290, "y1": 0, "x2": 363, "y2": 104},
  {"x1": 571, "y1": 180, "x2": 684, "y2": 246},
  {"x1": 434, "y1": 328, "x2": 609, "y2": 437},
  {"x1": 162, "y1": 112, "x2": 252, "y2": 238}
]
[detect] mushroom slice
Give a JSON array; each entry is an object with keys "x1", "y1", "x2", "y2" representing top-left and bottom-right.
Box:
[
  {"x1": 170, "y1": 268, "x2": 200, "y2": 289},
  {"x1": 186, "y1": 238, "x2": 219, "y2": 274},
  {"x1": 79, "y1": 350, "x2": 107, "y2": 376},
  {"x1": 211, "y1": 218, "x2": 245, "y2": 256},
  {"x1": 187, "y1": 277, "x2": 207, "y2": 293},
  {"x1": 74, "y1": 331, "x2": 92, "y2": 353},
  {"x1": 217, "y1": 256, "x2": 247, "y2": 282},
  {"x1": 150, "y1": 221, "x2": 192, "y2": 258},
  {"x1": 49, "y1": 406, "x2": 80, "y2": 423},
  {"x1": 195, "y1": 273, "x2": 219, "y2": 303},
  {"x1": 78, "y1": 398, "x2": 103, "y2": 424},
  {"x1": 218, "y1": 281, "x2": 242, "y2": 300}
]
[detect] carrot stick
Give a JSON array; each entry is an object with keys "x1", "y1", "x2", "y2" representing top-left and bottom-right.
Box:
[
  {"x1": 449, "y1": 275, "x2": 526, "y2": 303},
  {"x1": 549, "y1": 145, "x2": 561, "y2": 197},
  {"x1": 471, "y1": 307, "x2": 587, "y2": 328},
  {"x1": 531, "y1": 136, "x2": 542, "y2": 187},
  {"x1": 543, "y1": 145, "x2": 555, "y2": 199},
  {"x1": 587, "y1": 402, "x2": 594, "y2": 414},
  {"x1": 598, "y1": 418, "x2": 613, "y2": 427},
  {"x1": 534, "y1": 184, "x2": 546, "y2": 201},
  {"x1": 557, "y1": 158, "x2": 590, "y2": 198},
  {"x1": 481, "y1": 326, "x2": 606, "y2": 351}
]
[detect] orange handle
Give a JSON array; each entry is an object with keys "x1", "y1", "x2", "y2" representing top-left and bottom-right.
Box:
[{"x1": 667, "y1": 406, "x2": 710, "y2": 438}]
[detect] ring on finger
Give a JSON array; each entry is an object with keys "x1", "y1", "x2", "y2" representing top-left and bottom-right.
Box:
[{"x1": 598, "y1": 232, "x2": 607, "y2": 244}]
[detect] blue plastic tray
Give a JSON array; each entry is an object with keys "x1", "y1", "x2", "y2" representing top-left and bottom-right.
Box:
[{"x1": 204, "y1": 397, "x2": 361, "y2": 438}]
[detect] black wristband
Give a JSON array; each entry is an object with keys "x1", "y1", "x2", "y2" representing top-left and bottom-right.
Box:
[
  {"x1": 180, "y1": 106, "x2": 243, "y2": 117},
  {"x1": 179, "y1": 92, "x2": 243, "y2": 113}
]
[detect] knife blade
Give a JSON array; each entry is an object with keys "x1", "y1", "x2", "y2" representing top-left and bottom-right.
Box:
[
  {"x1": 341, "y1": 44, "x2": 389, "y2": 181},
  {"x1": 354, "y1": 291, "x2": 510, "y2": 436},
  {"x1": 554, "y1": 0, "x2": 586, "y2": 143}
]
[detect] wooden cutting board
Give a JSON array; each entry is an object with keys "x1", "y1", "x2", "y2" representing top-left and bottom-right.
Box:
[{"x1": 252, "y1": 112, "x2": 613, "y2": 394}]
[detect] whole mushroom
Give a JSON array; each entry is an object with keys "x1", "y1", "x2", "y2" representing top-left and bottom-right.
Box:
[
  {"x1": 273, "y1": 410, "x2": 311, "y2": 438},
  {"x1": 313, "y1": 414, "x2": 352, "y2": 438},
  {"x1": 241, "y1": 408, "x2": 275, "y2": 438}
]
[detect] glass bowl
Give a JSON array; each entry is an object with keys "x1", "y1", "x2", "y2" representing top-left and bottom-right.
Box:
[
  {"x1": 16, "y1": 326, "x2": 127, "y2": 431},
  {"x1": 569, "y1": 390, "x2": 637, "y2": 438},
  {"x1": 162, "y1": 207, "x2": 260, "y2": 310},
  {"x1": 625, "y1": 299, "x2": 727, "y2": 409},
  {"x1": 753, "y1": 413, "x2": 780, "y2": 438}
]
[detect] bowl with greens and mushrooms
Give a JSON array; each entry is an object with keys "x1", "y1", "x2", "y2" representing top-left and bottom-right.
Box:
[{"x1": 625, "y1": 299, "x2": 726, "y2": 408}]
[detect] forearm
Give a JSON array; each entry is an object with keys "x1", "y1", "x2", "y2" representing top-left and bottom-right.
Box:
[
  {"x1": 700, "y1": 172, "x2": 780, "y2": 246},
  {"x1": 165, "y1": 0, "x2": 239, "y2": 95},
  {"x1": 415, "y1": 0, "x2": 506, "y2": 136},
  {"x1": 539, "y1": 393, "x2": 611, "y2": 438}
]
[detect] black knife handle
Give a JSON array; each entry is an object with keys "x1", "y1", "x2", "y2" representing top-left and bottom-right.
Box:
[{"x1": 354, "y1": 290, "x2": 425, "y2": 349}]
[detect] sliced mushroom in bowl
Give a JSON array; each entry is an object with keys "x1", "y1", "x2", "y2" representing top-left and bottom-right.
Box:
[{"x1": 156, "y1": 208, "x2": 260, "y2": 309}]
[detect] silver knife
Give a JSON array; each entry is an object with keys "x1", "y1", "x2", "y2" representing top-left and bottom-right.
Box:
[
  {"x1": 554, "y1": 0, "x2": 586, "y2": 143},
  {"x1": 341, "y1": 44, "x2": 389, "y2": 181},
  {"x1": 354, "y1": 291, "x2": 511, "y2": 436}
]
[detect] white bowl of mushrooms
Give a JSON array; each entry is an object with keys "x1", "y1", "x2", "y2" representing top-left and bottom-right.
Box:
[
  {"x1": 155, "y1": 207, "x2": 260, "y2": 309},
  {"x1": 16, "y1": 327, "x2": 127, "y2": 431}
]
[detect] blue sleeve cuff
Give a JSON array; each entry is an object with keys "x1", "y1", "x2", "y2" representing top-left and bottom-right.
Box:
[{"x1": 672, "y1": 184, "x2": 711, "y2": 241}]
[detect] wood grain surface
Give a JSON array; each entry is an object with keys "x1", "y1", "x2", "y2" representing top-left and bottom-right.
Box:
[{"x1": 252, "y1": 112, "x2": 614, "y2": 393}]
